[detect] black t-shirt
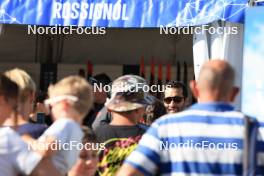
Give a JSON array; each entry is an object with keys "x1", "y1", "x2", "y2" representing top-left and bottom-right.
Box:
[
  {"x1": 83, "y1": 103, "x2": 104, "y2": 128},
  {"x1": 95, "y1": 124, "x2": 146, "y2": 175}
]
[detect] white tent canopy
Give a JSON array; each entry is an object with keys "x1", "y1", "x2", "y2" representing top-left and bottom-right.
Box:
[{"x1": 193, "y1": 21, "x2": 244, "y2": 110}]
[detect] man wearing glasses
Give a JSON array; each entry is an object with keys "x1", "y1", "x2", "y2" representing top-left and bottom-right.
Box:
[{"x1": 163, "y1": 81, "x2": 188, "y2": 114}]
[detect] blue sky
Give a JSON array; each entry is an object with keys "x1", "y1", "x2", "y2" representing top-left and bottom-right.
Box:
[
  {"x1": 244, "y1": 7, "x2": 264, "y2": 46},
  {"x1": 242, "y1": 7, "x2": 264, "y2": 119}
]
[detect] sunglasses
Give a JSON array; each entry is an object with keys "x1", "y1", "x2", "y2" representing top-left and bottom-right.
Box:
[{"x1": 164, "y1": 96, "x2": 184, "y2": 104}]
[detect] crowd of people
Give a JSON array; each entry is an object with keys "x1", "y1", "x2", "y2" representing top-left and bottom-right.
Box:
[{"x1": 0, "y1": 59, "x2": 263, "y2": 176}]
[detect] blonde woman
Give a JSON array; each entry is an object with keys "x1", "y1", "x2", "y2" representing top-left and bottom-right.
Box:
[{"x1": 3, "y1": 68, "x2": 47, "y2": 138}]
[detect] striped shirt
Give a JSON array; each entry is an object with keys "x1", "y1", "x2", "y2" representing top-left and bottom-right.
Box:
[{"x1": 125, "y1": 103, "x2": 264, "y2": 175}]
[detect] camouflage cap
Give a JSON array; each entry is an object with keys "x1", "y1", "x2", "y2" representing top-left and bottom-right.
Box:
[{"x1": 105, "y1": 75, "x2": 155, "y2": 112}]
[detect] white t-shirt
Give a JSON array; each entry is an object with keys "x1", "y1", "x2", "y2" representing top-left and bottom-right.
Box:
[
  {"x1": 0, "y1": 127, "x2": 42, "y2": 176},
  {"x1": 39, "y1": 118, "x2": 83, "y2": 174}
]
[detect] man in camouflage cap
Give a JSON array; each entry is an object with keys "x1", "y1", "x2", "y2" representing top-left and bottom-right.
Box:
[
  {"x1": 94, "y1": 75, "x2": 154, "y2": 176},
  {"x1": 105, "y1": 74, "x2": 154, "y2": 112}
]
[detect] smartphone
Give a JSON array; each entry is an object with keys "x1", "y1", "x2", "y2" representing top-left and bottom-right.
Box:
[{"x1": 36, "y1": 112, "x2": 46, "y2": 124}]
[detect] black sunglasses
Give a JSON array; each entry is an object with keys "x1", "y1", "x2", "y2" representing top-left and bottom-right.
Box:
[{"x1": 164, "y1": 96, "x2": 184, "y2": 104}]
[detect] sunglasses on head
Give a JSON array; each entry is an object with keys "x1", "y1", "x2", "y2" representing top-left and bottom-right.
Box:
[{"x1": 164, "y1": 96, "x2": 184, "y2": 104}]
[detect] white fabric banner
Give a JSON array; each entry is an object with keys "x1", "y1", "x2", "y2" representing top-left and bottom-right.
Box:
[
  {"x1": 192, "y1": 27, "x2": 209, "y2": 80},
  {"x1": 193, "y1": 21, "x2": 244, "y2": 110}
]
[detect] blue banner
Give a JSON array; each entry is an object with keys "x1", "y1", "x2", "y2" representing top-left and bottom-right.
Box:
[
  {"x1": 242, "y1": 7, "x2": 264, "y2": 119},
  {"x1": 0, "y1": 0, "x2": 248, "y2": 27},
  {"x1": 256, "y1": 2, "x2": 264, "y2": 6}
]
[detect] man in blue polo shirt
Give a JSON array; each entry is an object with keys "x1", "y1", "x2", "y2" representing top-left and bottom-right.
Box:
[{"x1": 117, "y1": 59, "x2": 264, "y2": 175}]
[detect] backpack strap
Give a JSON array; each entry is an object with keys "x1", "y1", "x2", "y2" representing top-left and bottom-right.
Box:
[{"x1": 243, "y1": 116, "x2": 258, "y2": 176}]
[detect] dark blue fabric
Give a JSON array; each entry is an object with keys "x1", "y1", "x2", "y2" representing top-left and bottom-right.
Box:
[
  {"x1": 160, "y1": 162, "x2": 243, "y2": 175},
  {"x1": 256, "y1": 2, "x2": 264, "y2": 6},
  {"x1": 245, "y1": 116, "x2": 259, "y2": 176},
  {"x1": 189, "y1": 102, "x2": 235, "y2": 111},
  {"x1": 17, "y1": 123, "x2": 47, "y2": 139}
]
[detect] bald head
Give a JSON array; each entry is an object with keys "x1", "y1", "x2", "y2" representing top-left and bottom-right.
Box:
[{"x1": 191, "y1": 59, "x2": 238, "y2": 102}]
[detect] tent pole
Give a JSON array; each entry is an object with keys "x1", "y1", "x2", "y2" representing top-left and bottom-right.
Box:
[
  {"x1": 248, "y1": 0, "x2": 254, "y2": 6},
  {"x1": 0, "y1": 24, "x2": 3, "y2": 35}
]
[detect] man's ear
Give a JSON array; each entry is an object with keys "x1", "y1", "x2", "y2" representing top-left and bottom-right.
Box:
[
  {"x1": 189, "y1": 80, "x2": 198, "y2": 99},
  {"x1": 229, "y1": 87, "x2": 240, "y2": 102}
]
